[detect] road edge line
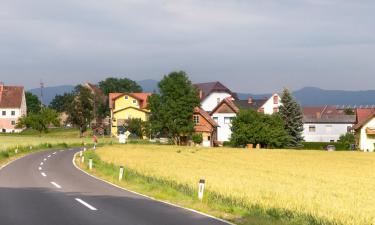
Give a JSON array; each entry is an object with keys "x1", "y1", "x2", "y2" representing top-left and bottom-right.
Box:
[{"x1": 72, "y1": 152, "x2": 235, "y2": 225}]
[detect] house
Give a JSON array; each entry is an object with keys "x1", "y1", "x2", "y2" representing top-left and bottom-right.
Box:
[
  {"x1": 194, "y1": 82, "x2": 237, "y2": 112},
  {"x1": 193, "y1": 107, "x2": 219, "y2": 147},
  {"x1": 302, "y1": 106, "x2": 356, "y2": 142},
  {"x1": 109, "y1": 92, "x2": 152, "y2": 136},
  {"x1": 353, "y1": 108, "x2": 375, "y2": 152},
  {"x1": 210, "y1": 94, "x2": 282, "y2": 143},
  {"x1": 0, "y1": 83, "x2": 27, "y2": 133}
]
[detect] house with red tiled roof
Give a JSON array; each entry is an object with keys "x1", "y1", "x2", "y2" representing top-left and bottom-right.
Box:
[
  {"x1": 0, "y1": 83, "x2": 27, "y2": 133},
  {"x1": 109, "y1": 92, "x2": 152, "y2": 136},
  {"x1": 353, "y1": 108, "x2": 375, "y2": 152},
  {"x1": 194, "y1": 82, "x2": 237, "y2": 112},
  {"x1": 302, "y1": 105, "x2": 356, "y2": 142},
  {"x1": 193, "y1": 107, "x2": 219, "y2": 147}
]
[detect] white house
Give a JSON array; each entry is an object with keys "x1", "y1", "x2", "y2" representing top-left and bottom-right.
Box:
[
  {"x1": 194, "y1": 82, "x2": 237, "y2": 112},
  {"x1": 0, "y1": 83, "x2": 27, "y2": 133},
  {"x1": 302, "y1": 106, "x2": 356, "y2": 142},
  {"x1": 354, "y1": 109, "x2": 375, "y2": 152}
]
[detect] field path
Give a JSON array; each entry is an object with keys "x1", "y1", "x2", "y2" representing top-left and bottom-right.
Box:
[{"x1": 0, "y1": 148, "x2": 229, "y2": 225}]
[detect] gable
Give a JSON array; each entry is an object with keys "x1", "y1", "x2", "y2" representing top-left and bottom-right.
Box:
[{"x1": 113, "y1": 95, "x2": 140, "y2": 110}]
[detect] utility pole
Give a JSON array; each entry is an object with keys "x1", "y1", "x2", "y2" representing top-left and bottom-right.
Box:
[{"x1": 40, "y1": 79, "x2": 44, "y2": 109}]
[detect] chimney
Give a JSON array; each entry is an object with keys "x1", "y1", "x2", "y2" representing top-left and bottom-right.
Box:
[
  {"x1": 316, "y1": 112, "x2": 321, "y2": 119},
  {"x1": 199, "y1": 90, "x2": 203, "y2": 99},
  {"x1": 248, "y1": 97, "x2": 253, "y2": 104}
]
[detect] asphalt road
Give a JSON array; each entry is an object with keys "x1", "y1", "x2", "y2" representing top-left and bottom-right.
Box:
[{"x1": 0, "y1": 148, "x2": 230, "y2": 225}]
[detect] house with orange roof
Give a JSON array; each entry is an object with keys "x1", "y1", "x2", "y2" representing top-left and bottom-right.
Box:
[
  {"x1": 109, "y1": 92, "x2": 152, "y2": 136},
  {"x1": 353, "y1": 108, "x2": 375, "y2": 152},
  {"x1": 0, "y1": 83, "x2": 27, "y2": 133},
  {"x1": 193, "y1": 107, "x2": 219, "y2": 147}
]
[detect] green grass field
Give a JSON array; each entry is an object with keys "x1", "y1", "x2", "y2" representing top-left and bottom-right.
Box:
[{"x1": 86, "y1": 144, "x2": 375, "y2": 225}]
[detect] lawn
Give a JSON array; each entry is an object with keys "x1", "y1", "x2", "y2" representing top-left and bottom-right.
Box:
[
  {"x1": 93, "y1": 145, "x2": 375, "y2": 225},
  {"x1": 0, "y1": 128, "x2": 115, "y2": 150}
]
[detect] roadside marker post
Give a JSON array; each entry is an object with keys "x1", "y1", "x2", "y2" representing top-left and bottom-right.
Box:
[
  {"x1": 119, "y1": 166, "x2": 124, "y2": 181},
  {"x1": 198, "y1": 179, "x2": 205, "y2": 201},
  {"x1": 15, "y1": 148, "x2": 18, "y2": 154},
  {"x1": 89, "y1": 158, "x2": 93, "y2": 170},
  {"x1": 79, "y1": 151, "x2": 83, "y2": 157},
  {"x1": 81, "y1": 156, "x2": 85, "y2": 163}
]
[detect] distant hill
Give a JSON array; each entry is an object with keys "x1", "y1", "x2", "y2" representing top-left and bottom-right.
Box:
[
  {"x1": 138, "y1": 79, "x2": 159, "y2": 93},
  {"x1": 238, "y1": 87, "x2": 375, "y2": 106},
  {"x1": 28, "y1": 85, "x2": 75, "y2": 106}
]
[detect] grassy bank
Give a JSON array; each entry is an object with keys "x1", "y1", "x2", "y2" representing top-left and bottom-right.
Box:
[{"x1": 78, "y1": 145, "x2": 375, "y2": 225}]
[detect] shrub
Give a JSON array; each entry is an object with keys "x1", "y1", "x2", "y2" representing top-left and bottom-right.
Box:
[{"x1": 192, "y1": 133, "x2": 203, "y2": 145}]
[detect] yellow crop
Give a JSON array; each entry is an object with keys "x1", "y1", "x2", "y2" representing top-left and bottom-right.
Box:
[{"x1": 96, "y1": 144, "x2": 375, "y2": 225}]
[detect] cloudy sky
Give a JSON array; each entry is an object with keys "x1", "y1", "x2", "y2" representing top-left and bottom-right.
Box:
[{"x1": 0, "y1": 0, "x2": 374, "y2": 93}]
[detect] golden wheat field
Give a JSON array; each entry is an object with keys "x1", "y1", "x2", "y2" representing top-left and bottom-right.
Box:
[{"x1": 96, "y1": 144, "x2": 375, "y2": 225}]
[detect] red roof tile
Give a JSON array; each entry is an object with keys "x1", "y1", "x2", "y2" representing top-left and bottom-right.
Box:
[
  {"x1": 109, "y1": 92, "x2": 152, "y2": 109},
  {"x1": 354, "y1": 108, "x2": 375, "y2": 130},
  {"x1": 0, "y1": 85, "x2": 24, "y2": 108}
]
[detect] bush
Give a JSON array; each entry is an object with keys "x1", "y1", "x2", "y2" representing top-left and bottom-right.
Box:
[
  {"x1": 192, "y1": 133, "x2": 203, "y2": 145},
  {"x1": 301, "y1": 142, "x2": 349, "y2": 151}
]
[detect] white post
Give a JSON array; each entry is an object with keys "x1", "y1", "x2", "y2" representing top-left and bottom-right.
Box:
[
  {"x1": 119, "y1": 166, "x2": 124, "y2": 181},
  {"x1": 79, "y1": 151, "x2": 83, "y2": 157},
  {"x1": 198, "y1": 179, "x2": 205, "y2": 201},
  {"x1": 29, "y1": 146, "x2": 33, "y2": 150},
  {"x1": 89, "y1": 158, "x2": 93, "y2": 170},
  {"x1": 81, "y1": 156, "x2": 85, "y2": 163},
  {"x1": 93, "y1": 144, "x2": 96, "y2": 150},
  {"x1": 15, "y1": 149, "x2": 18, "y2": 154}
]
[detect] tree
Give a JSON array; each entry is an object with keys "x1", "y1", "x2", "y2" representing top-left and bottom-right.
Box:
[
  {"x1": 16, "y1": 108, "x2": 60, "y2": 135},
  {"x1": 338, "y1": 133, "x2": 356, "y2": 149},
  {"x1": 125, "y1": 118, "x2": 144, "y2": 138},
  {"x1": 148, "y1": 71, "x2": 200, "y2": 144},
  {"x1": 279, "y1": 88, "x2": 304, "y2": 147},
  {"x1": 192, "y1": 133, "x2": 203, "y2": 145},
  {"x1": 344, "y1": 108, "x2": 355, "y2": 115},
  {"x1": 25, "y1": 92, "x2": 41, "y2": 114},
  {"x1": 98, "y1": 77, "x2": 142, "y2": 96},
  {"x1": 230, "y1": 110, "x2": 290, "y2": 148},
  {"x1": 66, "y1": 85, "x2": 94, "y2": 137},
  {"x1": 49, "y1": 93, "x2": 74, "y2": 113}
]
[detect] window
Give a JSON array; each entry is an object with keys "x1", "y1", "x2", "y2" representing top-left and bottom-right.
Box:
[
  {"x1": 133, "y1": 99, "x2": 137, "y2": 104},
  {"x1": 2, "y1": 129, "x2": 5, "y2": 133},
  {"x1": 11, "y1": 121, "x2": 15, "y2": 125},
  {"x1": 273, "y1": 107, "x2": 279, "y2": 113},
  {"x1": 326, "y1": 125, "x2": 332, "y2": 132},
  {"x1": 347, "y1": 126, "x2": 352, "y2": 132},
  {"x1": 273, "y1": 95, "x2": 279, "y2": 104},
  {"x1": 309, "y1": 125, "x2": 316, "y2": 132},
  {"x1": 2, "y1": 111, "x2": 5, "y2": 116},
  {"x1": 193, "y1": 115, "x2": 199, "y2": 124},
  {"x1": 224, "y1": 117, "x2": 233, "y2": 124},
  {"x1": 208, "y1": 136, "x2": 211, "y2": 141},
  {"x1": 213, "y1": 117, "x2": 218, "y2": 123},
  {"x1": 11, "y1": 111, "x2": 15, "y2": 116},
  {"x1": 125, "y1": 96, "x2": 128, "y2": 99}
]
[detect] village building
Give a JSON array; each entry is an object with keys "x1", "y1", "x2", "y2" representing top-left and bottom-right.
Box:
[
  {"x1": 302, "y1": 105, "x2": 356, "y2": 142},
  {"x1": 353, "y1": 108, "x2": 375, "y2": 152},
  {"x1": 194, "y1": 82, "x2": 237, "y2": 112},
  {"x1": 0, "y1": 83, "x2": 27, "y2": 133},
  {"x1": 193, "y1": 107, "x2": 219, "y2": 147},
  {"x1": 109, "y1": 92, "x2": 152, "y2": 136}
]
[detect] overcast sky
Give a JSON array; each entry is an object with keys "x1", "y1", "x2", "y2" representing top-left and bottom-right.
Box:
[{"x1": 0, "y1": 0, "x2": 374, "y2": 93}]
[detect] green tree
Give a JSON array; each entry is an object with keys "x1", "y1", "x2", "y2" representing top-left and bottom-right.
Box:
[
  {"x1": 66, "y1": 85, "x2": 94, "y2": 137},
  {"x1": 338, "y1": 132, "x2": 356, "y2": 149},
  {"x1": 25, "y1": 92, "x2": 41, "y2": 114},
  {"x1": 192, "y1": 133, "x2": 203, "y2": 145},
  {"x1": 148, "y1": 71, "x2": 200, "y2": 144},
  {"x1": 344, "y1": 108, "x2": 355, "y2": 115},
  {"x1": 98, "y1": 77, "x2": 142, "y2": 96},
  {"x1": 230, "y1": 110, "x2": 290, "y2": 148},
  {"x1": 125, "y1": 118, "x2": 144, "y2": 138},
  {"x1": 279, "y1": 88, "x2": 304, "y2": 147},
  {"x1": 16, "y1": 108, "x2": 60, "y2": 135},
  {"x1": 49, "y1": 93, "x2": 74, "y2": 113}
]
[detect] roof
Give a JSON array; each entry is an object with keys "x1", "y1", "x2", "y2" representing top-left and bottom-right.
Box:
[
  {"x1": 353, "y1": 108, "x2": 375, "y2": 130},
  {"x1": 210, "y1": 97, "x2": 239, "y2": 115},
  {"x1": 233, "y1": 99, "x2": 267, "y2": 111},
  {"x1": 109, "y1": 92, "x2": 152, "y2": 109},
  {"x1": 85, "y1": 83, "x2": 103, "y2": 96},
  {"x1": 0, "y1": 85, "x2": 24, "y2": 108},
  {"x1": 194, "y1": 107, "x2": 219, "y2": 127},
  {"x1": 302, "y1": 105, "x2": 356, "y2": 124},
  {"x1": 194, "y1": 82, "x2": 237, "y2": 101}
]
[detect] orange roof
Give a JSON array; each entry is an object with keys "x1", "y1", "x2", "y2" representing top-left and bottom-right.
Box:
[
  {"x1": 194, "y1": 107, "x2": 219, "y2": 127},
  {"x1": 0, "y1": 85, "x2": 24, "y2": 108},
  {"x1": 354, "y1": 108, "x2": 375, "y2": 130},
  {"x1": 109, "y1": 92, "x2": 152, "y2": 109},
  {"x1": 210, "y1": 97, "x2": 239, "y2": 115}
]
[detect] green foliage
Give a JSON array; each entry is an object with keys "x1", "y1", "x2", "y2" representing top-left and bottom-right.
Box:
[
  {"x1": 230, "y1": 110, "x2": 290, "y2": 148},
  {"x1": 192, "y1": 133, "x2": 203, "y2": 144},
  {"x1": 279, "y1": 88, "x2": 304, "y2": 148},
  {"x1": 301, "y1": 142, "x2": 349, "y2": 151},
  {"x1": 125, "y1": 118, "x2": 145, "y2": 138},
  {"x1": 338, "y1": 133, "x2": 356, "y2": 149},
  {"x1": 98, "y1": 77, "x2": 142, "y2": 96},
  {"x1": 148, "y1": 71, "x2": 200, "y2": 144},
  {"x1": 66, "y1": 85, "x2": 94, "y2": 137},
  {"x1": 49, "y1": 93, "x2": 74, "y2": 113},
  {"x1": 343, "y1": 108, "x2": 355, "y2": 115},
  {"x1": 25, "y1": 92, "x2": 41, "y2": 114},
  {"x1": 16, "y1": 108, "x2": 60, "y2": 135}
]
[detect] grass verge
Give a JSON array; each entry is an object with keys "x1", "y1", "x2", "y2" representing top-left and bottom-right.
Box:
[{"x1": 78, "y1": 149, "x2": 339, "y2": 225}]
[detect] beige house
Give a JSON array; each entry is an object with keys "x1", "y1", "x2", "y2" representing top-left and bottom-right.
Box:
[{"x1": 354, "y1": 109, "x2": 375, "y2": 152}]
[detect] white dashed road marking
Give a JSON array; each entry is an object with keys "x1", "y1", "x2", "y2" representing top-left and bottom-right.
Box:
[
  {"x1": 48, "y1": 155, "x2": 51, "y2": 158},
  {"x1": 50, "y1": 182, "x2": 62, "y2": 189},
  {"x1": 53, "y1": 152, "x2": 57, "y2": 155},
  {"x1": 40, "y1": 162, "x2": 43, "y2": 166},
  {"x1": 38, "y1": 167, "x2": 42, "y2": 171},
  {"x1": 41, "y1": 172, "x2": 47, "y2": 177},
  {"x1": 43, "y1": 158, "x2": 47, "y2": 161},
  {"x1": 75, "y1": 198, "x2": 97, "y2": 211}
]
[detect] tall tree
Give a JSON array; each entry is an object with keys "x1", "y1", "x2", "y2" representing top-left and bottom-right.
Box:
[
  {"x1": 67, "y1": 85, "x2": 94, "y2": 137},
  {"x1": 25, "y1": 92, "x2": 41, "y2": 114},
  {"x1": 49, "y1": 93, "x2": 74, "y2": 112},
  {"x1": 98, "y1": 77, "x2": 142, "y2": 96},
  {"x1": 16, "y1": 108, "x2": 60, "y2": 135},
  {"x1": 148, "y1": 71, "x2": 200, "y2": 144},
  {"x1": 231, "y1": 109, "x2": 290, "y2": 148},
  {"x1": 279, "y1": 88, "x2": 304, "y2": 147}
]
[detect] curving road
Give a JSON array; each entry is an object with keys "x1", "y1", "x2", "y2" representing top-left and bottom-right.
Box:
[{"x1": 0, "y1": 149, "x2": 230, "y2": 225}]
